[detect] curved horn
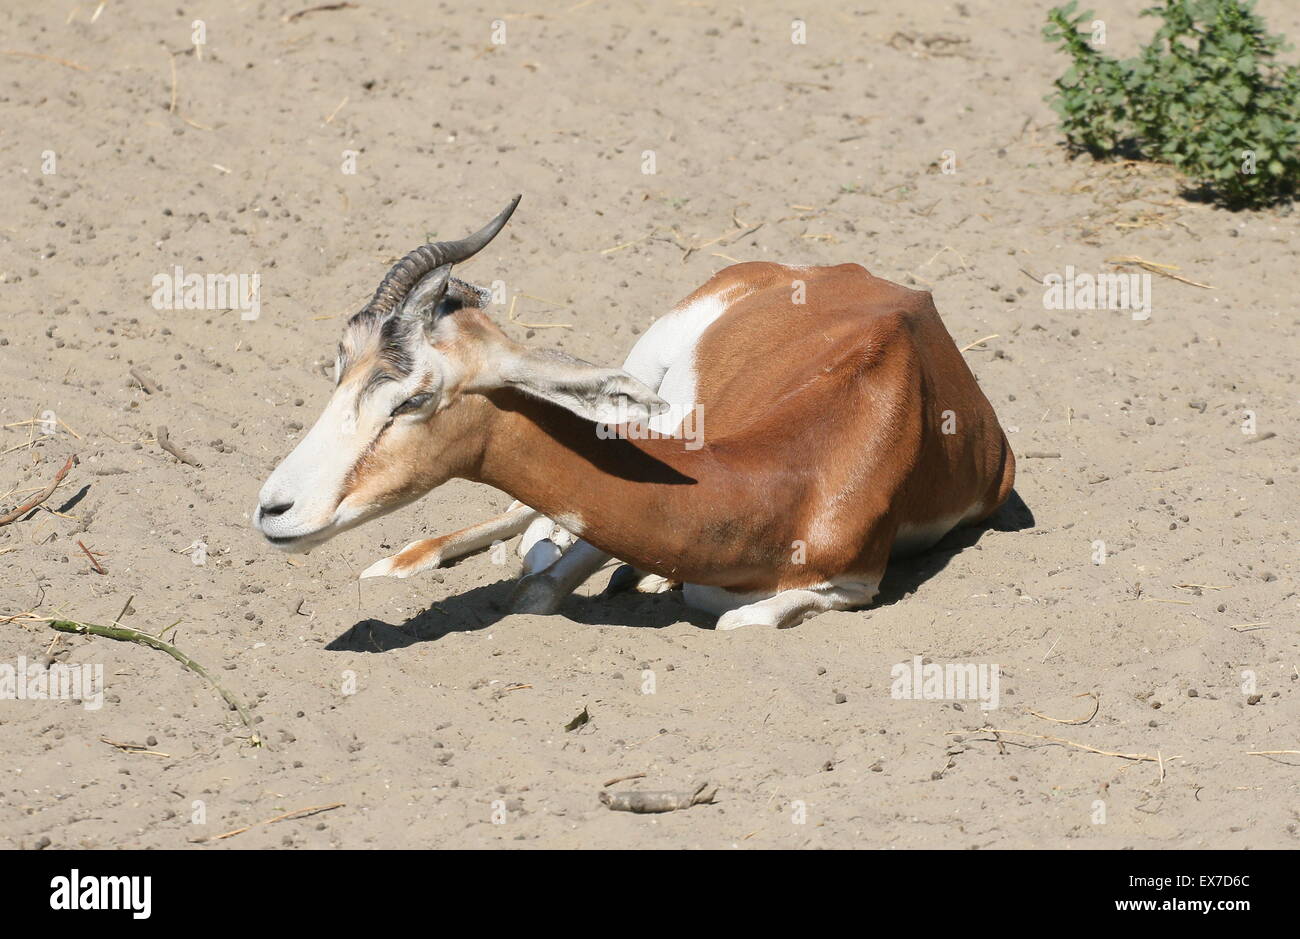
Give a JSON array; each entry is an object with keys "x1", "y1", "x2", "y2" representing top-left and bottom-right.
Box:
[{"x1": 362, "y1": 194, "x2": 521, "y2": 319}]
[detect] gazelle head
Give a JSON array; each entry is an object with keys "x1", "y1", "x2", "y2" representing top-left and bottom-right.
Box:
[{"x1": 254, "y1": 196, "x2": 666, "y2": 552}]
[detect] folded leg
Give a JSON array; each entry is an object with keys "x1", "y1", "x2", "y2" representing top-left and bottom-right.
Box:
[
  {"x1": 509, "y1": 539, "x2": 612, "y2": 614},
  {"x1": 688, "y1": 580, "x2": 878, "y2": 631},
  {"x1": 605, "y1": 564, "x2": 680, "y2": 595},
  {"x1": 361, "y1": 504, "x2": 539, "y2": 579},
  {"x1": 518, "y1": 514, "x2": 577, "y2": 575}
]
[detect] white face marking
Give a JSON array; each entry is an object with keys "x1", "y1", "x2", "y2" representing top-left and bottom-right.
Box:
[
  {"x1": 254, "y1": 341, "x2": 442, "y2": 551},
  {"x1": 255, "y1": 385, "x2": 370, "y2": 549}
]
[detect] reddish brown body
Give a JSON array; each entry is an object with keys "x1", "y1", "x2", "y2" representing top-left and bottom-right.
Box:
[{"x1": 471, "y1": 262, "x2": 1015, "y2": 595}]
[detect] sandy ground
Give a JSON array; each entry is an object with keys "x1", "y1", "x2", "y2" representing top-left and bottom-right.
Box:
[{"x1": 1, "y1": 0, "x2": 1296, "y2": 850}]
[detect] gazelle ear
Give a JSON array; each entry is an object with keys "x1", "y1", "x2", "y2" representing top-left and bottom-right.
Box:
[
  {"x1": 398, "y1": 264, "x2": 454, "y2": 325},
  {"x1": 497, "y1": 348, "x2": 668, "y2": 425}
]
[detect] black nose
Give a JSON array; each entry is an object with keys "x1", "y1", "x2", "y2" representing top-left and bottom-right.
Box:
[{"x1": 260, "y1": 500, "x2": 294, "y2": 518}]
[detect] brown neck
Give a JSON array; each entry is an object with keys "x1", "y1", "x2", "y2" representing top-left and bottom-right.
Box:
[{"x1": 465, "y1": 389, "x2": 725, "y2": 577}]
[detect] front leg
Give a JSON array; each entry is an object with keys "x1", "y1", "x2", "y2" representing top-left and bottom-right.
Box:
[
  {"x1": 509, "y1": 539, "x2": 611, "y2": 614},
  {"x1": 360, "y1": 504, "x2": 538, "y2": 579},
  {"x1": 518, "y1": 514, "x2": 577, "y2": 575}
]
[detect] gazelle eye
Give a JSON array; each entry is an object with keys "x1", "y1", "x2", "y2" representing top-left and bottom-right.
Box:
[{"x1": 390, "y1": 393, "x2": 433, "y2": 417}]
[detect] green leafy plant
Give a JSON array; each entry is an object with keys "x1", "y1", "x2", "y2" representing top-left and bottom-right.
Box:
[{"x1": 1044, "y1": 0, "x2": 1300, "y2": 208}]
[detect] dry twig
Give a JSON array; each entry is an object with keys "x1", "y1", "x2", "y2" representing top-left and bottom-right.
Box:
[
  {"x1": 959, "y1": 334, "x2": 999, "y2": 353},
  {"x1": 129, "y1": 367, "x2": 160, "y2": 395},
  {"x1": 1, "y1": 49, "x2": 88, "y2": 70},
  {"x1": 956, "y1": 727, "x2": 1174, "y2": 764},
  {"x1": 1107, "y1": 255, "x2": 1214, "y2": 289},
  {"x1": 76, "y1": 540, "x2": 107, "y2": 575},
  {"x1": 0, "y1": 455, "x2": 76, "y2": 526},
  {"x1": 602, "y1": 772, "x2": 647, "y2": 788},
  {"x1": 286, "y1": 2, "x2": 358, "y2": 21},
  {"x1": 197, "y1": 803, "x2": 345, "y2": 842},
  {"x1": 100, "y1": 738, "x2": 171, "y2": 758},
  {"x1": 1027, "y1": 692, "x2": 1099, "y2": 726},
  {"x1": 156, "y1": 425, "x2": 201, "y2": 467}
]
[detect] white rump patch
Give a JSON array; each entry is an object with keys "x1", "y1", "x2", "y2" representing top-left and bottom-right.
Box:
[{"x1": 620, "y1": 288, "x2": 741, "y2": 435}]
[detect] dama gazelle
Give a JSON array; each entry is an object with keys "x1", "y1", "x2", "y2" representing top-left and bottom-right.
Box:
[{"x1": 255, "y1": 196, "x2": 1015, "y2": 629}]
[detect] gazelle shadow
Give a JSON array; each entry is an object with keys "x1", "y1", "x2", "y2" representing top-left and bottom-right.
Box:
[
  {"x1": 874, "y1": 488, "x2": 1035, "y2": 608},
  {"x1": 328, "y1": 564, "x2": 712, "y2": 653},
  {"x1": 330, "y1": 489, "x2": 1034, "y2": 650},
  {"x1": 329, "y1": 579, "x2": 510, "y2": 653}
]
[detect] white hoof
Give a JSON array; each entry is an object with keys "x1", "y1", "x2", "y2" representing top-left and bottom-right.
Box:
[{"x1": 360, "y1": 556, "x2": 403, "y2": 579}]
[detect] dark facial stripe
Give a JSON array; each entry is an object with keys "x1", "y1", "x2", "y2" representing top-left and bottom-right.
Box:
[{"x1": 337, "y1": 315, "x2": 418, "y2": 392}]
